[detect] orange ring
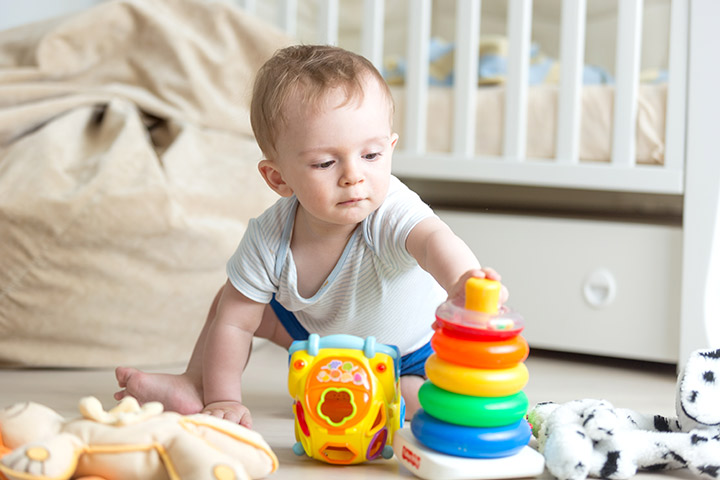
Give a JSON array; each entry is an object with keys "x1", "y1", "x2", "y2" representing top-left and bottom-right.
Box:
[{"x1": 431, "y1": 330, "x2": 529, "y2": 369}]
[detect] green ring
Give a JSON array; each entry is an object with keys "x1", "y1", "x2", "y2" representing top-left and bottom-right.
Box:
[{"x1": 418, "y1": 382, "x2": 528, "y2": 428}]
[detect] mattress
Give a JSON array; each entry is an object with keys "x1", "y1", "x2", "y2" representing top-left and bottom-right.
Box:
[{"x1": 391, "y1": 83, "x2": 667, "y2": 165}]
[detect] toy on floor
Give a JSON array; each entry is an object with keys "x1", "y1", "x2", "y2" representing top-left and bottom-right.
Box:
[
  {"x1": 394, "y1": 278, "x2": 545, "y2": 479},
  {"x1": 288, "y1": 333, "x2": 403, "y2": 465},
  {"x1": 0, "y1": 396, "x2": 278, "y2": 480},
  {"x1": 528, "y1": 347, "x2": 720, "y2": 480}
]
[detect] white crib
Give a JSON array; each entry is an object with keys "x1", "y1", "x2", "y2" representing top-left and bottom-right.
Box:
[{"x1": 243, "y1": 0, "x2": 718, "y2": 366}]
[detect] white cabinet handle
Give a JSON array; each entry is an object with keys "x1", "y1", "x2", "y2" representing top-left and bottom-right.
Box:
[{"x1": 583, "y1": 268, "x2": 617, "y2": 308}]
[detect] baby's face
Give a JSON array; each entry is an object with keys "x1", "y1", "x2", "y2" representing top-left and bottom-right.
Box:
[{"x1": 272, "y1": 76, "x2": 397, "y2": 231}]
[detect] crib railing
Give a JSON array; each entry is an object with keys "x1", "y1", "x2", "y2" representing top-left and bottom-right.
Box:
[{"x1": 238, "y1": 0, "x2": 688, "y2": 195}]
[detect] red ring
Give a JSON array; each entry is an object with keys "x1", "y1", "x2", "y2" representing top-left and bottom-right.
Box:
[
  {"x1": 433, "y1": 316, "x2": 523, "y2": 341},
  {"x1": 431, "y1": 328, "x2": 529, "y2": 369}
]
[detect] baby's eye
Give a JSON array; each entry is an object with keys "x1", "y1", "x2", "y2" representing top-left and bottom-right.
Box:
[
  {"x1": 363, "y1": 152, "x2": 381, "y2": 161},
  {"x1": 314, "y1": 160, "x2": 335, "y2": 169}
]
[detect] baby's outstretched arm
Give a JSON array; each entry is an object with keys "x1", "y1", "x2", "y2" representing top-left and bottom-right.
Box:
[
  {"x1": 406, "y1": 216, "x2": 508, "y2": 304},
  {"x1": 201, "y1": 281, "x2": 266, "y2": 428}
]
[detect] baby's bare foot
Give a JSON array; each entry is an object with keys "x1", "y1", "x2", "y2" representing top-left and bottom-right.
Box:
[{"x1": 114, "y1": 367, "x2": 203, "y2": 415}]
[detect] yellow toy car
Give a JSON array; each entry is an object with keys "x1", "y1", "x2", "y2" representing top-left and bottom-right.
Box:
[{"x1": 288, "y1": 334, "x2": 404, "y2": 465}]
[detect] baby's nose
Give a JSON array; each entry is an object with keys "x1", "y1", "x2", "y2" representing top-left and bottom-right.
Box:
[{"x1": 340, "y1": 161, "x2": 363, "y2": 185}]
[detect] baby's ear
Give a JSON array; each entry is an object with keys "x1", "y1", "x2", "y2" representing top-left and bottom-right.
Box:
[
  {"x1": 390, "y1": 133, "x2": 399, "y2": 149},
  {"x1": 258, "y1": 160, "x2": 293, "y2": 197}
]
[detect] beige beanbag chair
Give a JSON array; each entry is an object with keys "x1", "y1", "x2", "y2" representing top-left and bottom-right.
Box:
[{"x1": 0, "y1": 0, "x2": 290, "y2": 366}]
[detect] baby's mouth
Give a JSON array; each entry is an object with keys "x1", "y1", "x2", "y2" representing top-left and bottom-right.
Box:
[{"x1": 339, "y1": 197, "x2": 365, "y2": 206}]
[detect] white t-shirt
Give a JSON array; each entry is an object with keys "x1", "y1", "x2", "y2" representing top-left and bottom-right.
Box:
[{"x1": 226, "y1": 176, "x2": 446, "y2": 354}]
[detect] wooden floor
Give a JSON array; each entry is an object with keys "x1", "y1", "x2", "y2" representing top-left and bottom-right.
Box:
[{"x1": 0, "y1": 340, "x2": 694, "y2": 479}]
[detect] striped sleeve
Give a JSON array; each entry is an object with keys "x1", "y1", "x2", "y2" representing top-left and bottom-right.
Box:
[
  {"x1": 226, "y1": 202, "x2": 285, "y2": 303},
  {"x1": 363, "y1": 177, "x2": 437, "y2": 268}
]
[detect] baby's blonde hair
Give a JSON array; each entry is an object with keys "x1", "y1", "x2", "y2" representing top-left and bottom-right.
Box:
[{"x1": 250, "y1": 44, "x2": 394, "y2": 158}]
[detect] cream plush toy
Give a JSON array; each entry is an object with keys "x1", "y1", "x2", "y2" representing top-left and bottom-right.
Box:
[
  {"x1": 0, "y1": 396, "x2": 278, "y2": 480},
  {"x1": 528, "y1": 348, "x2": 720, "y2": 480}
]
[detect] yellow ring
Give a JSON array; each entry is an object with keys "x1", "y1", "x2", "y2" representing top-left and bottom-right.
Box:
[{"x1": 425, "y1": 354, "x2": 528, "y2": 397}]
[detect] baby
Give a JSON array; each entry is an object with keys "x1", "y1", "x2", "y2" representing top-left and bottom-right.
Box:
[{"x1": 115, "y1": 45, "x2": 506, "y2": 429}]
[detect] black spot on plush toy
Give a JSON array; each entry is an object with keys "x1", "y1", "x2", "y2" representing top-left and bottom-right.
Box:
[{"x1": 528, "y1": 348, "x2": 720, "y2": 480}]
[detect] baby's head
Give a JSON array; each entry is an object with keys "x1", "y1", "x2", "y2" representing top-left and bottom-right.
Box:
[
  {"x1": 250, "y1": 44, "x2": 395, "y2": 160},
  {"x1": 252, "y1": 45, "x2": 398, "y2": 227}
]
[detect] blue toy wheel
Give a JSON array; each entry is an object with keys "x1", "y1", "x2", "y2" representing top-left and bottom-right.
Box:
[
  {"x1": 381, "y1": 445, "x2": 394, "y2": 459},
  {"x1": 410, "y1": 409, "x2": 531, "y2": 458},
  {"x1": 292, "y1": 441, "x2": 306, "y2": 456}
]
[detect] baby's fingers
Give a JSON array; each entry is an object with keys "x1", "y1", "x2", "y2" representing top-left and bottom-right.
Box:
[
  {"x1": 203, "y1": 406, "x2": 253, "y2": 428},
  {"x1": 480, "y1": 267, "x2": 501, "y2": 281},
  {"x1": 477, "y1": 268, "x2": 508, "y2": 304},
  {"x1": 238, "y1": 411, "x2": 253, "y2": 429}
]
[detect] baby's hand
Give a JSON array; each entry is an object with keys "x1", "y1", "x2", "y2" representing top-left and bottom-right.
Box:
[
  {"x1": 448, "y1": 268, "x2": 509, "y2": 305},
  {"x1": 203, "y1": 401, "x2": 253, "y2": 429}
]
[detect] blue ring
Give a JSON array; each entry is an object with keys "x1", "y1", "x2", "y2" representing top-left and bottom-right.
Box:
[{"x1": 410, "y1": 409, "x2": 531, "y2": 458}]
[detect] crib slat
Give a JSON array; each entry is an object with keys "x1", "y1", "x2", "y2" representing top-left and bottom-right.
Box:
[
  {"x1": 362, "y1": 0, "x2": 385, "y2": 70},
  {"x1": 503, "y1": 0, "x2": 532, "y2": 161},
  {"x1": 453, "y1": 0, "x2": 481, "y2": 157},
  {"x1": 555, "y1": 0, "x2": 586, "y2": 164},
  {"x1": 404, "y1": 0, "x2": 431, "y2": 155},
  {"x1": 611, "y1": 0, "x2": 643, "y2": 167},
  {"x1": 317, "y1": 0, "x2": 339, "y2": 45},
  {"x1": 664, "y1": 0, "x2": 688, "y2": 175},
  {"x1": 277, "y1": 0, "x2": 298, "y2": 37}
]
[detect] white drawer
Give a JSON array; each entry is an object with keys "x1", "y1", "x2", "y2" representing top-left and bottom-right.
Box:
[{"x1": 438, "y1": 210, "x2": 682, "y2": 363}]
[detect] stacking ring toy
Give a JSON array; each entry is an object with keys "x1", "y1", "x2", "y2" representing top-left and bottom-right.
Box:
[
  {"x1": 411, "y1": 409, "x2": 531, "y2": 459},
  {"x1": 431, "y1": 329, "x2": 529, "y2": 369},
  {"x1": 418, "y1": 382, "x2": 528, "y2": 427},
  {"x1": 425, "y1": 354, "x2": 529, "y2": 397}
]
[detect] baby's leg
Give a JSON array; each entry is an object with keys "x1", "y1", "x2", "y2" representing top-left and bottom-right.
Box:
[
  {"x1": 400, "y1": 375, "x2": 425, "y2": 420},
  {"x1": 114, "y1": 283, "x2": 226, "y2": 414}
]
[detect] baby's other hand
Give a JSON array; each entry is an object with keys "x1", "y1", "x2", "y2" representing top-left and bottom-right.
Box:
[
  {"x1": 203, "y1": 401, "x2": 253, "y2": 429},
  {"x1": 448, "y1": 268, "x2": 509, "y2": 305}
]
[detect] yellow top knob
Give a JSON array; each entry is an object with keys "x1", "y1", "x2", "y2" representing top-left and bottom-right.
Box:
[{"x1": 465, "y1": 278, "x2": 501, "y2": 314}]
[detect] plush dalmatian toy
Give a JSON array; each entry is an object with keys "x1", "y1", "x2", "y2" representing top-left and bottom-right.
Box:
[{"x1": 528, "y1": 348, "x2": 720, "y2": 480}]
